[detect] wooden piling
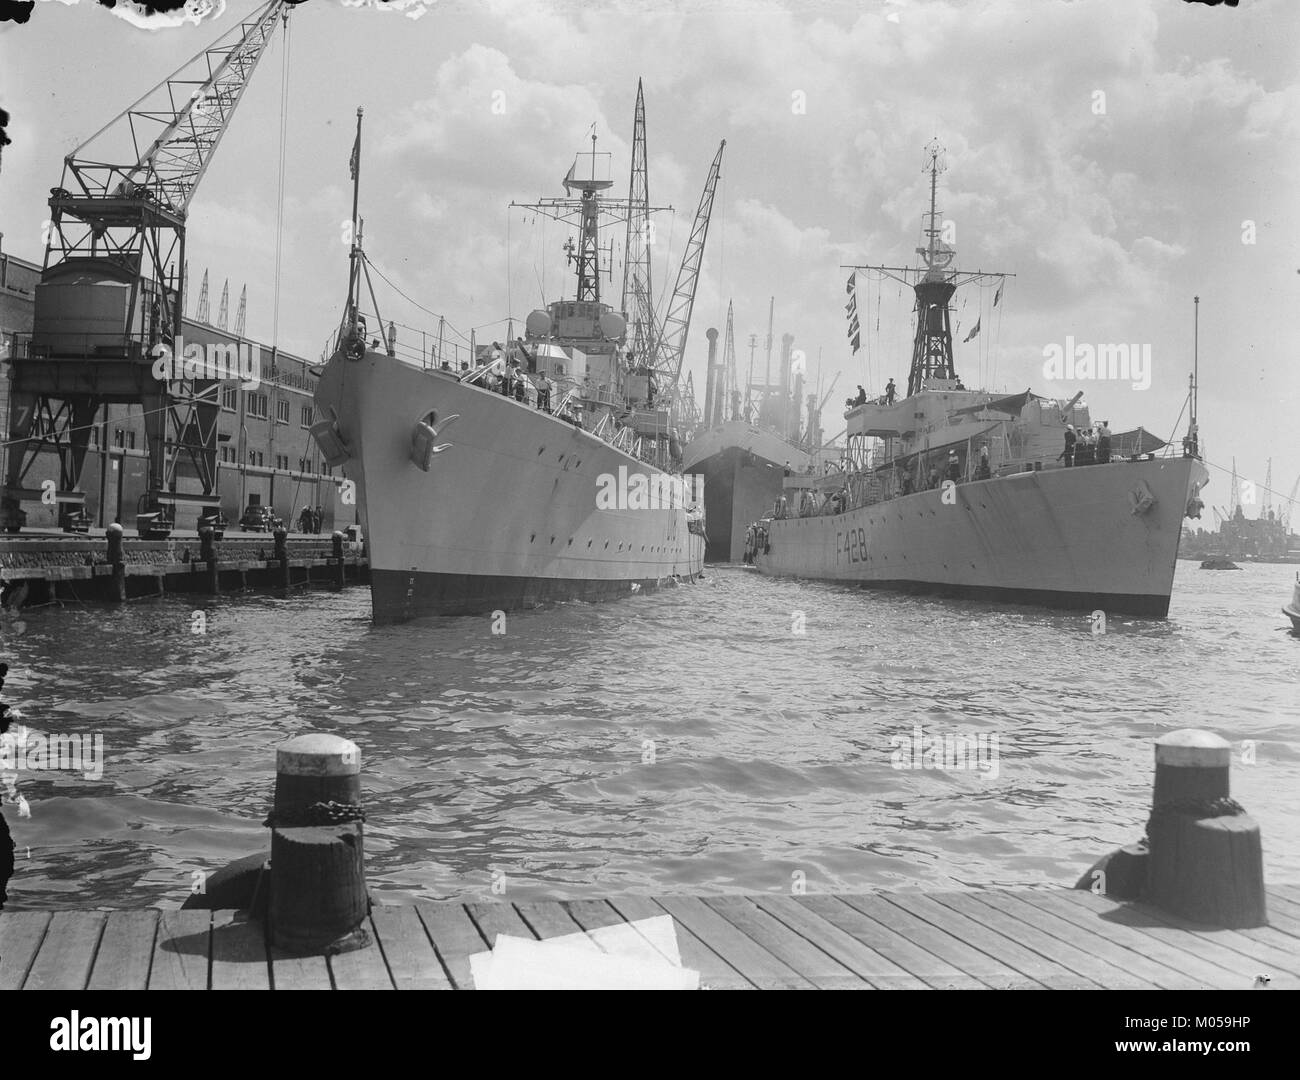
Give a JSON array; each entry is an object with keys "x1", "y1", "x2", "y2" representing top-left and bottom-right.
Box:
[
  {"x1": 1145, "y1": 729, "x2": 1266, "y2": 928},
  {"x1": 332, "y1": 531, "x2": 346, "y2": 590},
  {"x1": 267, "y1": 733, "x2": 369, "y2": 954},
  {"x1": 199, "y1": 527, "x2": 219, "y2": 595},
  {"x1": 106, "y1": 523, "x2": 126, "y2": 602},
  {"x1": 273, "y1": 527, "x2": 290, "y2": 591}
]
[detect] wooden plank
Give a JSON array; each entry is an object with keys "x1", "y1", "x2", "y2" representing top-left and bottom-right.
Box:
[
  {"x1": 370, "y1": 905, "x2": 451, "y2": 990},
  {"x1": 964, "y1": 890, "x2": 1182, "y2": 989},
  {"x1": 703, "y1": 896, "x2": 869, "y2": 989},
  {"x1": 414, "y1": 902, "x2": 490, "y2": 990},
  {"x1": 0, "y1": 912, "x2": 51, "y2": 990},
  {"x1": 841, "y1": 894, "x2": 1032, "y2": 989},
  {"x1": 327, "y1": 916, "x2": 394, "y2": 990},
  {"x1": 149, "y1": 909, "x2": 213, "y2": 990},
  {"x1": 888, "y1": 891, "x2": 1099, "y2": 989},
  {"x1": 1019, "y1": 890, "x2": 1250, "y2": 989},
  {"x1": 465, "y1": 900, "x2": 539, "y2": 950},
  {"x1": 88, "y1": 910, "x2": 158, "y2": 991},
  {"x1": 799, "y1": 896, "x2": 982, "y2": 990},
  {"x1": 24, "y1": 911, "x2": 105, "y2": 991},
  {"x1": 652, "y1": 895, "x2": 815, "y2": 990},
  {"x1": 1121, "y1": 899, "x2": 1300, "y2": 980},
  {"x1": 512, "y1": 901, "x2": 595, "y2": 945},
  {"x1": 209, "y1": 911, "x2": 271, "y2": 990},
  {"x1": 750, "y1": 894, "x2": 927, "y2": 989},
  {"x1": 267, "y1": 945, "x2": 331, "y2": 990},
  {"x1": 1259, "y1": 891, "x2": 1300, "y2": 935},
  {"x1": 924, "y1": 891, "x2": 1122, "y2": 989},
  {"x1": 1053, "y1": 888, "x2": 1290, "y2": 987},
  {"x1": 604, "y1": 894, "x2": 754, "y2": 990},
  {"x1": 1269, "y1": 883, "x2": 1300, "y2": 907},
  {"x1": 847, "y1": 888, "x2": 1040, "y2": 992}
]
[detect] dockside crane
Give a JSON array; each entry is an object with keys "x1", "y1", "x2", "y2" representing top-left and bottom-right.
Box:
[
  {"x1": 3, "y1": 0, "x2": 295, "y2": 535},
  {"x1": 644, "y1": 140, "x2": 726, "y2": 415}
]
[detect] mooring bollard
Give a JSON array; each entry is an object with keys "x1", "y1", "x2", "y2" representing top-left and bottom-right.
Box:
[
  {"x1": 1145, "y1": 729, "x2": 1266, "y2": 928},
  {"x1": 106, "y1": 522, "x2": 126, "y2": 602},
  {"x1": 273, "y1": 526, "x2": 290, "y2": 590},
  {"x1": 267, "y1": 733, "x2": 369, "y2": 954},
  {"x1": 199, "y1": 526, "x2": 219, "y2": 595},
  {"x1": 332, "y1": 530, "x2": 346, "y2": 590}
]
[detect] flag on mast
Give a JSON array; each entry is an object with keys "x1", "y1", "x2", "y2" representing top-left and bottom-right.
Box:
[
  {"x1": 349, "y1": 130, "x2": 360, "y2": 181},
  {"x1": 963, "y1": 318, "x2": 981, "y2": 343},
  {"x1": 846, "y1": 271, "x2": 856, "y2": 295},
  {"x1": 993, "y1": 281, "x2": 1004, "y2": 307}
]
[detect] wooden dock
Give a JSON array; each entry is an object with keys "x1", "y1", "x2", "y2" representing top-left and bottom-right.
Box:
[{"x1": 3, "y1": 884, "x2": 1298, "y2": 990}]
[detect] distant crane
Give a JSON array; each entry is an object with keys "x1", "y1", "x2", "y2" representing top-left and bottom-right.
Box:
[
  {"x1": 234, "y1": 284, "x2": 247, "y2": 338},
  {"x1": 721, "y1": 300, "x2": 738, "y2": 422},
  {"x1": 1284, "y1": 473, "x2": 1300, "y2": 530},
  {"x1": 196, "y1": 269, "x2": 211, "y2": 324},
  {"x1": 217, "y1": 278, "x2": 230, "y2": 330}
]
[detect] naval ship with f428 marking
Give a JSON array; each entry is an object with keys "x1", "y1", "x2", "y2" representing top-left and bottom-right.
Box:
[{"x1": 750, "y1": 141, "x2": 1209, "y2": 617}]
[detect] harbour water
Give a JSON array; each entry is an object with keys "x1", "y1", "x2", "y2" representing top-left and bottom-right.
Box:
[{"x1": 2, "y1": 560, "x2": 1297, "y2": 911}]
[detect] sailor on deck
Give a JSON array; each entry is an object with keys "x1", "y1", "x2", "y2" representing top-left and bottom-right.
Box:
[
  {"x1": 1058, "y1": 424, "x2": 1077, "y2": 468},
  {"x1": 885, "y1": 378, "x2": 896, "y2": 405},
  {"x1": 1096, "y1": 420, "x2": 1112, "y2": 464}
]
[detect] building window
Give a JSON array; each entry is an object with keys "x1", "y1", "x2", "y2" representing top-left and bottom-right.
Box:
[
  {"x1": 127, "y1": 431, "x2": 136, "y2": 450},
  {"x1": 300, "y1": 405, "x2": 314, "y2": 428},
  {"x1": 258, "y1": 451, "x2": 264, "y2": 468},
  {"x1": 221, "y1": 386, "x2": 237, "y2": 411},
  {"x1": 114, "y1": 428, "x2": 124, "y2": 448},
  {"x1": 246, "y1": 391, "x2": 268, "y2": 419},
  {"x1": 276, "y1": 399, "x2": 290, "y2": 424}
]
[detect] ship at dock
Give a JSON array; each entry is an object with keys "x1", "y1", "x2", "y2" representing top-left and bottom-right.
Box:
[
  {"x1": 311, "y1": 98, "x2": 721, "y2": 622},
  {"x1": 750, "y1": 141, "x2": 1209, "y2": 618},
  {"x1": 681, "y1": 299, "x2": 832, "y2": 563}
]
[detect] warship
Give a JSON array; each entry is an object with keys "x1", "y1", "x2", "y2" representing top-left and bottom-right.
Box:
[
  {"x1": 311, "y1": 108, "x2": 708, "y2": 622},
  {"x1": 749, "y1": 142, "x2": 1209, "y2": 617}
]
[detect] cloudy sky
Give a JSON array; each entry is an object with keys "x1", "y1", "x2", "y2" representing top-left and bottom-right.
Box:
[{"x1": 2, "y1": 0, "x2": 1297, "y2": 515}]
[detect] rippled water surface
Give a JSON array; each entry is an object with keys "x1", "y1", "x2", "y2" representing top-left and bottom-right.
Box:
[{"x1": 2, "y1": 560, "x2": 1298, "y2": 910}]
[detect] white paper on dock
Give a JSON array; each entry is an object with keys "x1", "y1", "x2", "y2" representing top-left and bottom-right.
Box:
[{"x1": 469, "y1": 915, "x2": 698, "y2": 990}]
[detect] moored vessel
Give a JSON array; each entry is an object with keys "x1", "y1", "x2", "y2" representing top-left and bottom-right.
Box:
[
  {"x1": 751, "y1": 141, "x2": 1209, "y2": 617},
  {"x1": 311, "y1": 106, "x2": 711, "y2": 622}
]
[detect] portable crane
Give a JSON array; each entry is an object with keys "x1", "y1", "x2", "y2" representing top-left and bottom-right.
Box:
[{"x1": 3, "y1": 0, "x2": 296, "y2": 535}]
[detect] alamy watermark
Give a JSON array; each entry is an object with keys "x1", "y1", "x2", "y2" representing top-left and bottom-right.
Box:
[
  {"x1": 150, "y1": 336, "x2": 262, "y2": 389},
  {"x1": 595, "y1": 467, "x2": 703, "y2": 511},
  {"x1": 890, "y1": 724, "x2": 1000, "y2": 778},
  {"x1": 1042, "y1": 338, "x2": 1150, "y2": 391},
  {"x1": 1, "y1": 725, "x2": 104, "y2": 780}
]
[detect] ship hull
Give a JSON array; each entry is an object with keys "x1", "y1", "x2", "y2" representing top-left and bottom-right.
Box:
[
  {"x1": 754, "y1": 456, "x2": 1207, "y2": 617},
  {"x1": 683, "y1": 421, "x2": 810, "y2": 563},
  {"x1": 314, "y1": 348, "x2": 705, "y2": 622}
]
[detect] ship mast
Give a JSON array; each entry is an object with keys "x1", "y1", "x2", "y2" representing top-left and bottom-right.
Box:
[{"x1": 843, "y1": 139, "x2": 1012, "y2": 398}]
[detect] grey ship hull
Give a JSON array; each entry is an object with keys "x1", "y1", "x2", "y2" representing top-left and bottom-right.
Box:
[
  {"x1": 754, "y1": 455, "x2": 1207, "y2": 617},
  {"x1": 314, "y1": 347, "x2": 705, "y2": 622}
]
